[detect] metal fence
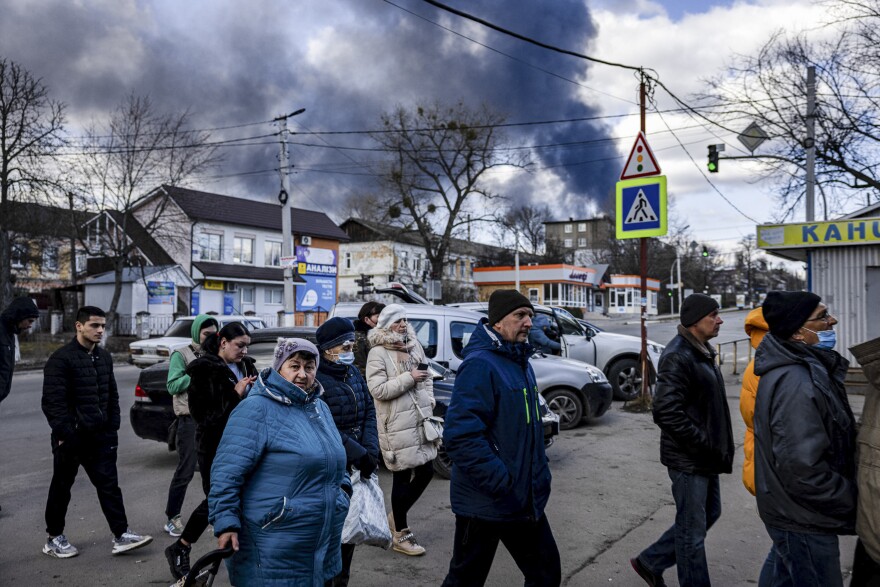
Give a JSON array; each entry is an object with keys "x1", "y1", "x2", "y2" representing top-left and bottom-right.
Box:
[{"x1": 714, "y1": 337, "x2": 752, "y2": 376}]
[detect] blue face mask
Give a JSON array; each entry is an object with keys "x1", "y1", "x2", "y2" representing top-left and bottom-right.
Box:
[
  {"x1": 803, "y1": 327, "x2": 837, "y2": 350},
  {"x1": 336, "y1": 351, "x2": 356, "y2": 365}
]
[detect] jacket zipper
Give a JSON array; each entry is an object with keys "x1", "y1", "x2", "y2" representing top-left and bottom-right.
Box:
[
  {"x1": 522, "y1": 387, "x2": 531, "y2": 425},
  {"x1": 262, "y1": 496, "x2": 288, "y2": 529}
]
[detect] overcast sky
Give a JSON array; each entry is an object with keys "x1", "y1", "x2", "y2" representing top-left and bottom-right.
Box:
[{"x1": 0, "y1": 0, "x2": 835, "y2": 263}]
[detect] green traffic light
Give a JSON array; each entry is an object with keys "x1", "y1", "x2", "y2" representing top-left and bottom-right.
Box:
[{"x1": 707, "y1": 162, "x2": 717, "y2": 172}]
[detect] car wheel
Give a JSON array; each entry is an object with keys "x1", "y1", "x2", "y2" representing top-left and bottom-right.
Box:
[
  {"x1": 608, "y1": 357, "x2": 642, "y2": 401},
  {"x1": 543, "y1": 388, "x2": 584, "y2": 430}
]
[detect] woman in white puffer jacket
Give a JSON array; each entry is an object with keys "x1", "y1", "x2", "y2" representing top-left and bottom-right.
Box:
[{"x1": 366, "y1": 304, "x2": 437, "y2": 557}]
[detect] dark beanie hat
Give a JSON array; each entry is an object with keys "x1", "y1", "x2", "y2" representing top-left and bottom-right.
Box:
[
  {"x1": 488, "y1": 289, "x2": 534, "y2": 326},
  {"x1": 762, "y1": 290, "x2": 821, "y2": 340},
  {"x1": 315, "y1": 317, "x2": 355, "y2": 351},
  {"x1": 680, "y1": 293, "x2": 719, "y2": 327}
]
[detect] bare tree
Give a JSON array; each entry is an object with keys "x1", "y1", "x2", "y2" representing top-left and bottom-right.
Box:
[
  {"x1": 74, "y1": 94, "x2": 219, "y2": 335},
  {"x1": 696, "y1": 2, "x2": 880, "y2": 220},
  {"x1": 495, "y1": 204, "x2": 552, "y2": 256},
  {"x1": 0, "y1": 58, "x2": 65, "y2": 307},
  {"x1": 373, "y1": 101, "x2": 528, "y2": 283}
]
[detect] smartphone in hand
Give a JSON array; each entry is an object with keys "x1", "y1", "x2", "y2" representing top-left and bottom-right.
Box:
[{"x1": 417, "y1": 362, "x2": 429, "y2": 371}]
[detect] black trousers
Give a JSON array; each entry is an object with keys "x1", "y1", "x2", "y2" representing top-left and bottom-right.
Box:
[
  {"x1": 165, "y1": 415, "x2": 197, "y2": 519},
  {"x1": 852, "y1": 539, "x2": 880, "y2": 587},
  {"x1": 390, "y1": 461, "x2": 434, "y2": 530},
  {"x1": 441, "y1": 513, "x2": 561, "y2": 587},
  {"x1": 180, "y1": 451, "x2": 213, "y2": 544},
  {"x1": 324, "y1": 543, "x2": 356, "y2": 587},
  {"x1": 45, "y1": 431, "x2": 128, "y2": 538}
]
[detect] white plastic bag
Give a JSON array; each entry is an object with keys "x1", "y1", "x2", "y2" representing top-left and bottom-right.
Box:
[{"x1": 341, "y1": 470, "x2": 393, "y2": 548}]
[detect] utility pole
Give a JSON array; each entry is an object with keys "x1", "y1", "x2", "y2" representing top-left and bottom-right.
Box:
[
  {"x1": 275, "y1": 108, "x2": 305, "y2": 327},
  {"x1": 805, "y1": 66, "x2": 816, "y2": 222}
]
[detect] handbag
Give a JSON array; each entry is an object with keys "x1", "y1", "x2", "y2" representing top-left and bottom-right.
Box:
[
  {"x1": 409, "y1": 390, "x2": 444, "y2": 443},
  {"x1": 341, "y1": 470, "x2": 393, "y2": 548}
]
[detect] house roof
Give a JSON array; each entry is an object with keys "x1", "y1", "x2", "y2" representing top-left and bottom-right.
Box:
[
  {"x1": 104, "y1": 210, "x2": 176, "y2": 266},
  {"x1": 7, "y1": 201, "x2": 95, "y2": 238},
  {"x1": 339, "y1": 217, "x2": 510, "y2": 258},
  {"x1": 157, "y1": 185, "x2": 349, "y2": 241},
  {"x1": 191, "y1": 262, "x2": 306, "y2": 284},
  {"x1": 841, "y1": 201, "x2": 880, "y2": 219},
  {"x1": 86, "y1": 264, "x2": 194, "y2": 286}
]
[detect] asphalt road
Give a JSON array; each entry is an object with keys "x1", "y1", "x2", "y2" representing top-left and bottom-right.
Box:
[{"x1": 0, "y1": 320, "x2": 861, "y2": 586}]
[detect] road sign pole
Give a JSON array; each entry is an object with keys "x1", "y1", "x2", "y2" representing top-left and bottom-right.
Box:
[{"x1": 638, "y1": 76, "x2": 650, "y2": 410}]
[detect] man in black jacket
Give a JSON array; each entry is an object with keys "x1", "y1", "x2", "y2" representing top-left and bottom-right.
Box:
[
  {"x1": 631, "y1": 293, "x2": 733, "y2": 586},
  {"x1": 0, "y1": 297, "x2": 39, "y2": 404},
  {"x1": 41, "y1": 306, "x2": 152, "y2": 559},
  {"x1": 753, "y1": 291, "x2": 855, "y2": 587}
]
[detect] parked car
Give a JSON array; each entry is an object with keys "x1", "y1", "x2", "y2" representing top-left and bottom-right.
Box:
[
  {"x1": 129, "y1": 325, "x2": 559, "y2": 479},
  {"x1": 128, "y1": 315, "x2": 267, "y2": 368},
  {"x1": 448, "y1": 302, "x2": 664, "y2": 401},
  {"x1": 330, "y1": 301, "x2": 612, "y2": 428}
]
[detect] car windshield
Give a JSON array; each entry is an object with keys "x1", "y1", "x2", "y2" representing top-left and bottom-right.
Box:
[{"x1": 163, "y1": 320, "x2": 193, "y2": 338}]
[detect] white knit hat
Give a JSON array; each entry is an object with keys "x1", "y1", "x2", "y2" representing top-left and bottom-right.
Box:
[{"x1": 376, "y1": 303, "x2": 406, "y2": 329}]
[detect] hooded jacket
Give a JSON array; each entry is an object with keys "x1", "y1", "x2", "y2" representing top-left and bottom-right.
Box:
[
  {"x1": 652, "y1": 325, "x2": 734, "y2": 475},
  {"x1": 366, "y1": 323, "x2": 436, "y2": 471},
  {"x1": 1, "y1": 298, "x2": 39, "y2": 403},
  {"x1": 187, "y1": 352, "x2": 257, "y2": 456},
  {"x1": 850, "y1": 337, "x2": 880, "y2": 560},
  {"x1": 166, "y1": 314, "x2": 218, "y2": 416},
  {"x1": 209, "y1": 369, "x2": 349, "y2": 587},
  {"x1": 42, "y1": 336, "x2": 120, "y2": 441},
  {"x1": 754, "y1": 333, "x2": 857, "y2": 535},
  {"x1": 739, "y1": 308, "x2": 768, "y2": 495},
  {"x1": 316, "y1": 358, "x2": 380, "y2": 467},
  {"x1": 443, "y1": 319, "x2": 551, "y2": 522}
]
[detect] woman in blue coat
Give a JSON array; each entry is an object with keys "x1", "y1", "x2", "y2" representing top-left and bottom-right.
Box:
[{"x1": 209, "y1": 338, "x2": 350, "y2": 587}]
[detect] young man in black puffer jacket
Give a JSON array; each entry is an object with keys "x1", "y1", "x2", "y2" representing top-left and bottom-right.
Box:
[
  {"x1": 0, "y1": 296, "x2": 39, "y2": 405},
  {"x1": 41, "y1": 306, "x2": 152, "y2": 559}
]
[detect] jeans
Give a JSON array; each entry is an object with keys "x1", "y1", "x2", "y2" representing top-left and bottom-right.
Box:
[
  {"x1": 165, "y1": 415, "x2": 197, "y2": 519},
  {"x1": 390, "y1": 461, "x2": 434, "y2": 530},
  {"x1": 762, "y1": 525, "x2": 842, "y2": 587},
  {"x1": 45, "y1": 431, "x2": 129, "y2": 538},
  {"x1": 758, "y1": 544, "x2": 791, "y2": 587},
  {"x1": 638, "y1": 468, "x2": 721, "y2": 586},
  {"x1": 180, "y1": 451, "x2": 213, "y2": 544},
  {"x1": 441, "y1": 513, "x2": 561, "y2": 587}
]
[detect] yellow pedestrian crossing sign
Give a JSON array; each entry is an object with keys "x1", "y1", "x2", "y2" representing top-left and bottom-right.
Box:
[{"x1": 616, "y1": 176, "x2": 667, "y2": 239}]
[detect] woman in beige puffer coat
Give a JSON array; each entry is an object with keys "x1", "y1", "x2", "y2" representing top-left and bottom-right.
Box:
[{"x1": 366, "y1": 304, "x2": 436, "y2": 556}]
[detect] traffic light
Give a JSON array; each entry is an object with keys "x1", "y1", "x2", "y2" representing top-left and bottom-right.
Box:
[
  {"x1": 702, "y1": 246, "x2": 709, "y2": 257},
  {"x1": 707, "y1": 145, "x2": 719, "y2": 173}
]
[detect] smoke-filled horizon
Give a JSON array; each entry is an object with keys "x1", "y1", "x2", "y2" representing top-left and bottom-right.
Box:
[{"x1": 0, "y1": 0, "x2": 624, "y2": 224}]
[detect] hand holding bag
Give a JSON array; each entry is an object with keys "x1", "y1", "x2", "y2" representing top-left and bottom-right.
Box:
[{"x1": 341, "y1": 470, "x2": 393, "y2": 548}]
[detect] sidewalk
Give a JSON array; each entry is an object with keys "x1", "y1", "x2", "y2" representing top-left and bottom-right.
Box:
[{"x1": 571, "y1": 381, "x2": 862, "y2": 586}]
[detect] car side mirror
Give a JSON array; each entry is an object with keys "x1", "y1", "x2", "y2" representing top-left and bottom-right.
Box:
[{"x1": 584, "y1": 328, "x2": 593, "y2": 341}]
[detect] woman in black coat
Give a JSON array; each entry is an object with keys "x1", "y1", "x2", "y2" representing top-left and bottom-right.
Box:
[
  {"x1": 164, "y1": 322, "x2": 257, "y2": 582},
  {"x1": 315, "y1": 317, "x2": 380, "y2": 587}
]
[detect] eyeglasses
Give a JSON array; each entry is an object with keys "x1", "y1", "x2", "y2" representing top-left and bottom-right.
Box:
[{"x1": 805, "y1": 311, "x2": 834, "y2": 324}]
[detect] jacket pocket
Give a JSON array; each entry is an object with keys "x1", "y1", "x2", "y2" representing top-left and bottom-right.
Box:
[{"x1": 259, "y1": 496, "x2": 291, "y2": 530}]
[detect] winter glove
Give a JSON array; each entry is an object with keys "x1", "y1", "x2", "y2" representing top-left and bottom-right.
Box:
[{"x1": 357, "y1": 453, "x2": 378, "y2": 478}]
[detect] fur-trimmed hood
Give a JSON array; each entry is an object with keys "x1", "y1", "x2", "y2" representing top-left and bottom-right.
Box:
[{"x1": 367, "y1": 323, "x2": 418, "y2": 351}]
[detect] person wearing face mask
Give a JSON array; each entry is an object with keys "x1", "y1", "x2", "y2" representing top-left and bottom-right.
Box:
[
  {"x1": 315, "y1": 317, "x2": 380, "y2": 587},
  {"x1": 753, "y1": 291, "x2": 857, "y2": 587},
  {"x1": 165, "y1": 322, "x2": 257, "y2": 583},
  {"x1": 366, "y1": 304, "x2": 436, "y2": 556},
  {"x1": 208, "y1": 338, "x2": 350, "y2": 586}
]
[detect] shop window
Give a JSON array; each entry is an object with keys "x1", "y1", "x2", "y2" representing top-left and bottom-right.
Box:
[
  {"x1": 529, "y1": 288, "x2": 539, "y2": 303},
  {"x1": 264, "y1": 287, "x2": 283, "y2": 304}
]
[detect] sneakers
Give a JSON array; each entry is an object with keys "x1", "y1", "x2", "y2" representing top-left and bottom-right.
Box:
[
  {"x1": 392, "y1": 528, "x2": 425, "y2": 556},
  {"x1": 630, "y1": 557, "x2": 667, "y2": 586},
  {"x1": 164, "y1": 515, "x2": 184, "y2": 537},
  {"x1": 42, "y1": 534, "x2": 79, "y2": 558},
  {"x1": 165, "y1": 540, "x2": 192, "y2": 580},
  {"x1": 111, "y1": 529, "x2": 153, "y2": 555}
]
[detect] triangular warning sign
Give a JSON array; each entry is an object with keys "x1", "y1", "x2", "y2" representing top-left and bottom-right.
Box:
[
  {"x1": 620, "y1": 131, "x2": 661, "y2": 180},
  {"x1": 624, "y1": 189, "x2": 658, "y2": 224}
]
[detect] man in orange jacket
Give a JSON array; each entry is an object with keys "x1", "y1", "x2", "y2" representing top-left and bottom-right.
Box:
[{"x1": 739, "y1": 307, "x2": 768, "y2": 496}]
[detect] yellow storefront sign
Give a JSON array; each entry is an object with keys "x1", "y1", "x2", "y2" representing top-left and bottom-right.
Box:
[
  {"x1": 203, "y1": 280, "x2": 224, "y2": 290},
  {"x1": 757, "y1": 218, "x2": 880, "y2": 249}
]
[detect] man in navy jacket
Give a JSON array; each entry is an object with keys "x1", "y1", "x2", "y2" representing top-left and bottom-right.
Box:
[{"x1": 441, "y1": 289, "x2": 560, "y2": 587}]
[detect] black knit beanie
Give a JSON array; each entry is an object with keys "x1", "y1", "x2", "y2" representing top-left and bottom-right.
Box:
[
  {"x1": 315, "y1": 317, "x2": 355, "y2": 351},
  {"x1": 488, "y1": 289, "x2": 534, "y2": 326},
  {"x1": 762, "y1": 290, "x2": 821, "y2": 340},
  {"x1": 680, "y1": 293, "x2": 719, "y2": 327}
]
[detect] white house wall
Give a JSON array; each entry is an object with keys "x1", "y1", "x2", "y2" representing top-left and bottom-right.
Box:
[{"x1": 85, "y1": 283, "x2": 133, "y2": 315}]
